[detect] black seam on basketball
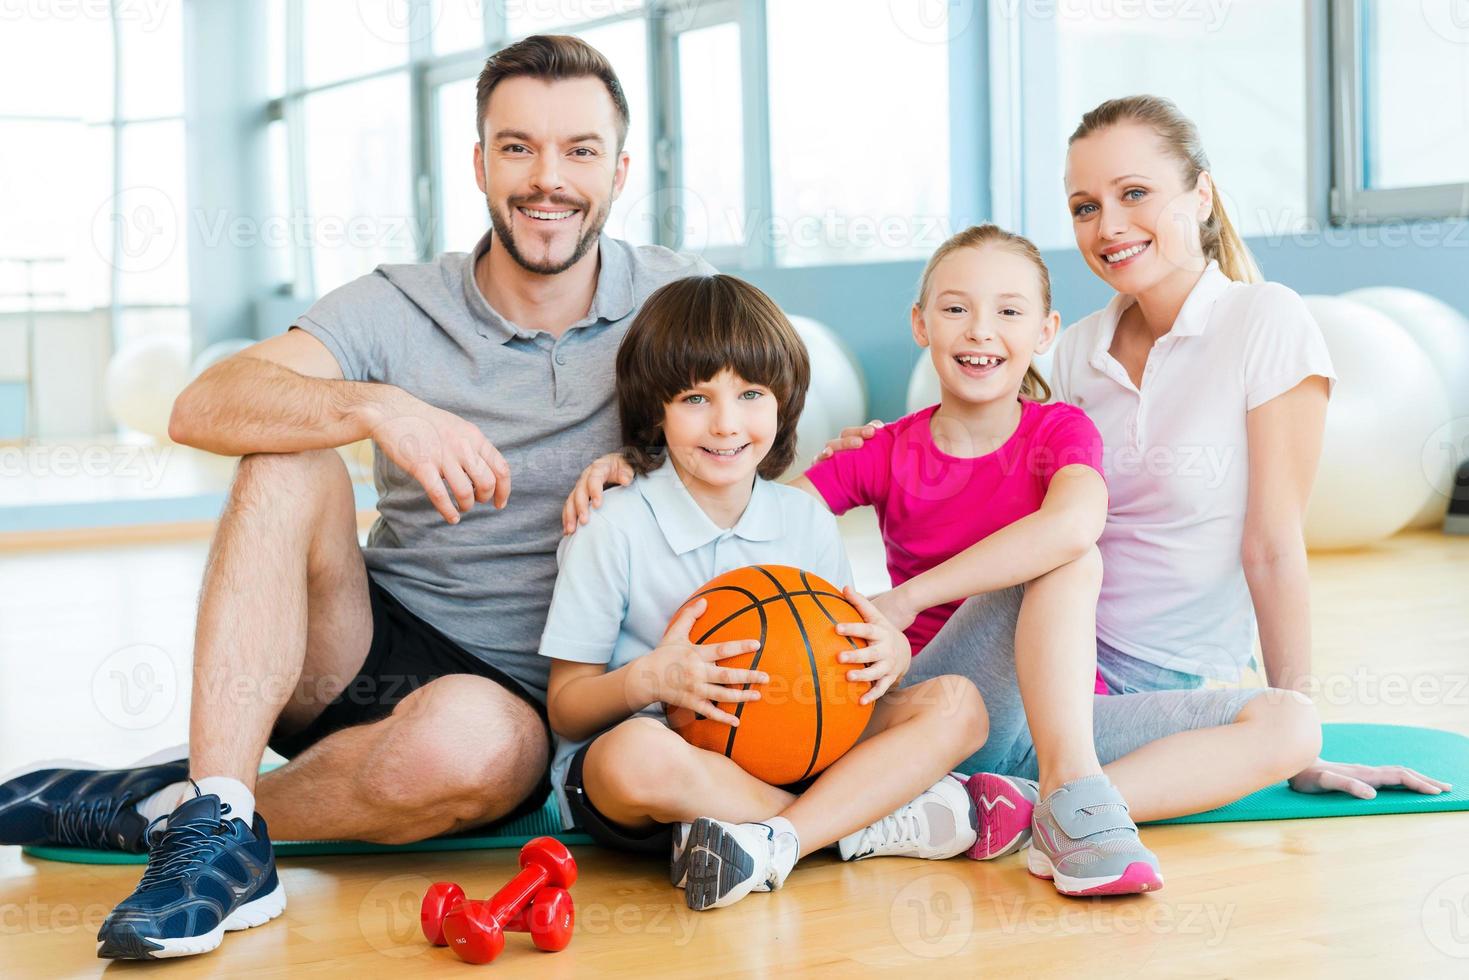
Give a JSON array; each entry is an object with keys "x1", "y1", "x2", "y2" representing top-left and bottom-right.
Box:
[
  {"x1": 799, "y1": 570, "x2": 861, "y2": 653},
  {"x1": 691, "y1": 588, "x2": 846, "y2": 641},
  {"x1": 688, "y1": 584, "x2": 768, "y2": 759},
  {"x1": 752, "y1": 566, "x2": 824, "y2": 782}
]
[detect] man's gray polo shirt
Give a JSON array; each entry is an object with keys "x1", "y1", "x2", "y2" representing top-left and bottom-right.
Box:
[{"x1": 293, "y1": 230, "x2": 714, "y2": 701}]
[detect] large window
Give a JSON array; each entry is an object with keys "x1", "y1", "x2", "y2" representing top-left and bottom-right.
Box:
[
  {"x1": 0, "y1": 3, "x2": 189, "y2": 332},
  {"x1": 1332, "y1": 0, "x2": 1469, "y2": 222},
  {"x1": 766, "y1": 0, "x2": 950, "y2": 266},
  {"x1": 992, "y1": 0, "x2": 1308, "y2": 249}
]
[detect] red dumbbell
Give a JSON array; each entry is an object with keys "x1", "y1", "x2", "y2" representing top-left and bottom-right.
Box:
[
  {"x1": 421, "y1": 885, "x2": 574, "y2": 952},
  {"x1": 422, "y1": 837, "x2": 578, "y2": 964}
]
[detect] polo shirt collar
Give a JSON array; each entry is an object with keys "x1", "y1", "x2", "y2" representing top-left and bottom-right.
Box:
[
  {"x1": 640, "y1": 458, "x2": 784, "y2": 556},
  {"x1": 461, "y1": 230, "x2": 635, "y2": 344},
  {"x1": 1090, "y1": 260, "x2": 1231, "y2": 366}
]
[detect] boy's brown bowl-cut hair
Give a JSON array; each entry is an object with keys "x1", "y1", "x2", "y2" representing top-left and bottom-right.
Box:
[{"x1": 616, "y1": 275, "x2": 810, "y2": 481}]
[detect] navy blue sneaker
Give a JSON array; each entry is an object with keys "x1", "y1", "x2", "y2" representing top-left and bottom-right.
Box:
[
  {"x1": 0, "y1": 759, "x2": 188, "y2": 852},
  {"x1": 97, "y1": 794, "x2": 285, "y2": 959}
]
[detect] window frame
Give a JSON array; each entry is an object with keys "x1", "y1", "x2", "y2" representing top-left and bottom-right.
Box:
[{"x1": 1329, "y1": 0, "x2": 1469, "y2": 224}]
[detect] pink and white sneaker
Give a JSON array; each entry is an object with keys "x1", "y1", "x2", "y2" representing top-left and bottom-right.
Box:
[{"x1": 963, "y1": 772, "x2": 1040, "y2": 860}]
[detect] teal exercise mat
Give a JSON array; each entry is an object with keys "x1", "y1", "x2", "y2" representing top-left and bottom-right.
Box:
[
  {"x1": 18, "y1": 724, "x2": 1467, "y2": 865},
  {"x1": 1147, "y1": 723, "x2": 1469, "y2": 825},
  {"x1": 23, "y1": 791, "x2": 591, "y2": 865}
]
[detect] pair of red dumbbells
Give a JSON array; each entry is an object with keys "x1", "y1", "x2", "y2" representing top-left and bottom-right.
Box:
[{"x1": 421, "y1": 837, "x2": 578, "y2": 964}]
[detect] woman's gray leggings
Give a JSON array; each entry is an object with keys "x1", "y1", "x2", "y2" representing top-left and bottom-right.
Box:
[{"x1": 901, "y1": 587, "x2": 1265, "y2": 780}]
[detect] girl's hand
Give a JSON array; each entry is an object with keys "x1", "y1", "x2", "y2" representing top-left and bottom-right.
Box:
[
  {"x1": 1287, "y1": 758, "x2": 1452, "y2": 798},
  {"x1": 815, "y1": 420, "x2": 884, "y2": 461},
  {"x1": 629, "y1": 598, "x2": 768, "y2": 727},
  {"x1": 834, "y1": 586, "x2": 913, "y2": 705},
  {"x1": 563, "y1": 452, "x2": 635, "y2": 535},
  {"x1": 871, "y1": 587, "x2": 920, "y2": 633}
]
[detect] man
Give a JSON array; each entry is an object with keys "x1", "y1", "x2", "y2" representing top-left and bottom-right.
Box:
[{"x1": 0, "y1": 35, "x2": 711, "y2": 960}]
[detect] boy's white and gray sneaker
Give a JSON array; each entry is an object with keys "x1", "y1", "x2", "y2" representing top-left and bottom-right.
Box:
[
  {"x1": 837, "y1": 773, "x2": 978, "y2": 862},
  {"x1": 683, "y1": 817, "x2": 796, "y2": 911},
  {"x1": 669, "y1": 821, "x2": 691, "y2": 888}
]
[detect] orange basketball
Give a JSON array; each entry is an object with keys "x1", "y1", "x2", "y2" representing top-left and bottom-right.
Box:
[{"x1": 664, "y1": 565, "x2": 873, "y2": 785}]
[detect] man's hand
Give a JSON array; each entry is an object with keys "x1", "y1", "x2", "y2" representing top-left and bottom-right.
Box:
[
  {"x1": 815, "y1": 420, "x2": 884, "y2": 462},
  {"x1": 1288, "y1": 758, "x2": 1452, "y2": 798},
  {"x1": 834, "y1": 586, "x2": 913, "y2": 704},
  {"x1": 367, "y1": 388, "x2": 512, "y2": 524},
  {"x1": 627, "y1": 598, "x2": 768, "y2": 726},
  {"x1": 563, "y1": 452, "x2": 635, "y2": 535}
]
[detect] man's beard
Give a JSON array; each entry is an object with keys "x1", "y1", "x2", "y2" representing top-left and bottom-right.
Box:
[{"x1": 487, "y1": 191, "x2": 612, "y2": 276}]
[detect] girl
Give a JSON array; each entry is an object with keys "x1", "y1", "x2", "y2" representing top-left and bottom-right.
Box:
[{"x1": 538, "y1": 274, "x2": 988, "y2": 913}]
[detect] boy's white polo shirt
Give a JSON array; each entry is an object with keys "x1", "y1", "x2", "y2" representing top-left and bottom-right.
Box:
[
  {"x1": 539, "y1": 458, "x2": 854, "y2": 827},
  {"x1": 1051, "y1": 262, "x2": 1335, "y2": 681}
]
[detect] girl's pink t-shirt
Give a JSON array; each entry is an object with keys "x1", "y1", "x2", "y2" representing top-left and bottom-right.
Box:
[{"x1": 804, "y1": 399, "x2": 1106, "y2": 657}]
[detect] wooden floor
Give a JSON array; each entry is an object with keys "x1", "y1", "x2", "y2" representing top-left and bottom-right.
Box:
[{"x1": 2, "y1": 526, "x2": 1467, "y2": 977}]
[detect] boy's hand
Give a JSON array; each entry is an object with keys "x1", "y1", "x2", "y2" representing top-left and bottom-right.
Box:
[
  {"x1": 834, "y1": 586, "x2": 912, "y2": 705},
  {"x1": 814, "y1": 420, "x2": 883, "y2": 462},
  {"x1": 629, "y1": 598, "x2": 768, "y2": 727},
  {"x1": 563, "y1": 452, "x2": 635, "y2": 535}
]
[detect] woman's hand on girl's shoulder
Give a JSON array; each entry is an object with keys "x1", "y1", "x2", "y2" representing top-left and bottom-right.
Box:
[
  {"x1": 563, "y1": 452, "x2": 635, "y2": 535},
  {"x1": 833, "y1": 586, "x2": 913, "y2": 705}
]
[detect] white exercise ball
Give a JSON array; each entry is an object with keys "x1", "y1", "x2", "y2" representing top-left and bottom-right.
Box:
[
  {"x1": 788, "y1": 315, "x2": 867, "y2": 468},
  {"x1": 1342, "y1": 287, "x2": 1469, "y2": 528},
  {"x1": 105, "y1": 335, "x2": 191, "y2": 443},
  {"x1": 1301, "y1": 295, "x2": 1451, "y2": 550},
  {"x1": 189, "y1": 338, "x2": 255, "y2": 379},
  {"x1": 906, "y1": 345, "x2": 1056, "y2": 413}
]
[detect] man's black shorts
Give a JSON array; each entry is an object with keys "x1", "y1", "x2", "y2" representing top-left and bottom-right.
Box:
[{"x1": 267, "y1": 575, "x2": 552, "y2": 826}]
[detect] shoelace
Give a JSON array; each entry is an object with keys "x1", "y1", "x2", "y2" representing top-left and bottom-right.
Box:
[
  {"x1": 857, "y1": 803, "x2": 923, "y2": 854},
  {"x1": 135, "y1": 802, "x2": 234, "y2": 892},
  {"x1": 46, "y1": 794, "x2": 134, "y2": 849}
]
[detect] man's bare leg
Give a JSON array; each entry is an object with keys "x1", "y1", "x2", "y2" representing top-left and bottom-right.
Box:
[
  {"x1": 178, "y1": 448, "x2": 548, "y2": 840},
  {"x1": 257, "y1": 675, "x2": 549, "y2": 843},
  {"x1": 186, "y1": 449, "x2": 374, "y2": 792}
]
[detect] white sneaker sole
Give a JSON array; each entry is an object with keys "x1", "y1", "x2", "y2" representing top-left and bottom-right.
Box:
[
  {"x1": 1026, "y1": 846, "x2": 1163, "y2": 896},
  {"x1": 97, "y1": 881, "x2": 287, "y2": 959}
]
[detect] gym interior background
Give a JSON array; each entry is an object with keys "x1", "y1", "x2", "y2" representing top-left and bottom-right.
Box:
[{"x1": 2, "y1": 0, "x2": 1467, "y2": 976}]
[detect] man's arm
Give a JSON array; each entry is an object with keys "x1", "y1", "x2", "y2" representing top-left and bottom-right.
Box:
[
  {"x1": 169, "y1": 328, "x2": 512, "y2": 522},
  {"x1": 169, "y1": 329, "x2": 379, "y2": 455}
]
